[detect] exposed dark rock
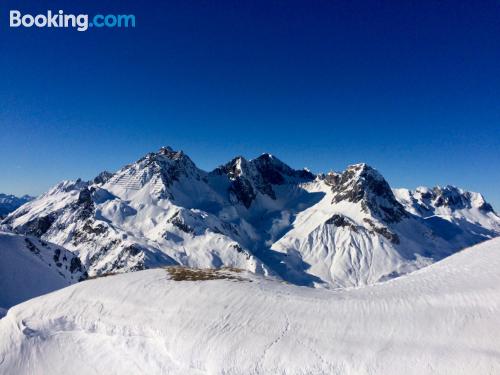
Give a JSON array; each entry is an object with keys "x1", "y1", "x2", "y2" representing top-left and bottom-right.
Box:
[
  {"x1": 325, "y1": 214, "x2": 358, "y2": 232},
  {"x1": 88, "y1": 239, "x2": 122, "y2": 265},
  {"x1": 143, "y1": 147, "x2": 200, "y2": 188},
  {"x1": 124, "y1": 244, "x2": 142, "y2": 256},
  {"x1": 212, "y1": 154, "x2": 314, "y2": 208},
  {"x1": 24, "y1": 238, "x2": 40, "y2": 254},
  {"x1": 72, "y1": 221, "x2": 108, "y2": 246},
  {"x1": 363, "y1": 218, "x2": 400, "y2": 244},
  {"x1": 229, "y1": 178, "x2": 256, "y2": 208},
  {"x1": 53, "y1": 249, "x2": 61, "y2": 263},
  {"x1": 430, "y1": 186, "x2": 494, "y2": 213},
  {"x1": 70, "y1": 256, "x2": 85, "y2": 275},
  {"x1": 74, "y1": 188, "x2": 94, "y2": 220},
  {"x1": 232, "y1": 243, "x2": 244, "y2": 253},
  {"x1": 93, "y1": 171, "x2": 114, "y2": 185},
  {"x1": 168, "y1": 212, "x2": 194, "y2": 234},
  {"x1": 109, "y1": 247, "x2": 146, "y2": 273},
  {"x1": 231, "y1": 243, "x2": 251, "y2": 259},
  {"x1": 21, "y1": 214, "x2": 56, "y2": 237},
  {"x1": 330, "y1": 164, "x2": 408, "y2": 223},
  {"x1": 407, "y1": 186, "x2": 497, "y2": 217},
  {"x1": 420, "y1": 191, "x2": 433, "y2": 200},
  {"x1": 82, "y1": 221, "x2": 107, "y2": 235},
  {"x1": 479, "y1": 202, "x2": 494, "y2": 213}
]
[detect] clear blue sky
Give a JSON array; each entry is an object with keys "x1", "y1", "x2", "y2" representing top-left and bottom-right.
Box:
[{"x1": 0, "y1": 0, "x2": 499, "y2": 208}]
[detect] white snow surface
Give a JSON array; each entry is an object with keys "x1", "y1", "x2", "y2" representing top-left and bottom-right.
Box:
[
  {"x1": 0, "y1": 231, "x2": 86, "y2": 310},
  {"x1": 1, "y1": 237, "x2": 500, "y2": 375}
]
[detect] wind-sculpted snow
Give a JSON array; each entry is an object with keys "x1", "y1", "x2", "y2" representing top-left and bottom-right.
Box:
[
  {"x1": 3, "y1": 146, "x2": 500, "y2": 287},
  {"x1": 1, "y1": 238, "x2": 500, "y2": 374}
]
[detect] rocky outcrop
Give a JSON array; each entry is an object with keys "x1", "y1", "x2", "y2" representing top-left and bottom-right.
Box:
[{"x1": 328, "y1": 164, "x2": 408, "y2": 223}]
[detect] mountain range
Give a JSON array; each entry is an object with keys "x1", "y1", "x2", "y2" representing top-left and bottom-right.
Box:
[
  {"x1": 3, "y1": 146, "x2": 499, "y2": 288},
  {"x1": 0, "y1": 193, "x2": 33, "y2": 218}
]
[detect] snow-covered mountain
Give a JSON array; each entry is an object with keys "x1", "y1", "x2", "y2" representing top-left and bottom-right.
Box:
[
  {"x1": 394, "y1": 185, "x2": 500, "y2": 240},
  {"x1": 3, "y1": 147, "x2": 499, "y2": 287},
  {"x1": 271, "y1": 163, "x2": 500, "y2": 286},
  {"x1": 1, "y1": 237, "x2": 500, "y2": 375},
  {"x1": 0, "y1": 231, "x2": 87, "y2": 311},
  {"x1": 0, "y1": 194, "x2": 33, "y2": 218}
]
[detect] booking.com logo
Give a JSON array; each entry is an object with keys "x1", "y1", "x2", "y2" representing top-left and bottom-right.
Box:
[{"x1": 9, "y1": 10, "x2": 135, "y2": 31}]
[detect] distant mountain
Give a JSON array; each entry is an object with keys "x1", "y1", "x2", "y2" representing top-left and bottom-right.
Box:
[
  {"x1": 0, "y1": 231, "x2": 87, "y2": 310},
  {"x1": 3, "y1": 146, "x2": 499, "y2": 287},
  {"x1": 0, "y1": 193, "x2": 33, "y2": 218}
]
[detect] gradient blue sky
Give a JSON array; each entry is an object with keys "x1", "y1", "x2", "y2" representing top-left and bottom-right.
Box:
[{"x1": 1, "y1": 0, "x2": 499, "y2": 208}]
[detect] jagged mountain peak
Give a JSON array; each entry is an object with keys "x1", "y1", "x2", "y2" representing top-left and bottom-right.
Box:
[
  {"x1": 216, "y1": 156, "x2": 248, "y2": 180},
  {"x1": 104, "y1": 146, "x2": 202, "y2": 196},
  {"x1": 402, "y1": 185, "x2": 495, "y2": 214},
  {"x1": 92, "y1": 171, "x2": 114, "y2": 185},
  {"x1": 145, "y1": 146, "x2": 196, "y2": 167},
  {"x1": 328, "y1": 163, "x2": 407, "y2": 223},
  {"x1": 47, "y1": 179, "x2": 89, "y2": 195},
  {"x1": 251, "y1": 153, "x2": 315, "y2": 183},
  {"x1": 432, "y1": 185, "x2": 493, "y2": 211},
  {"x1": 211, "y1": 152, "x2": 315, "y2": 208},
  {"x1": 345, "y1": 163, "x2": 386, "y2": 182},
  {"x1": 157, "y1": 146, "x2": 188, "y2": 160}
]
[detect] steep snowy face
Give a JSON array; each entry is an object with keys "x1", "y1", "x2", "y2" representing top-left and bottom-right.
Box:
[
  {"x1": 271, "y1": 164, "x2": 500, "y2": 288},
  {"x1": 327, "y1": 163, "x2": 408, "y2": 223},
  {"x1": 271, "y1": 175, "x2": 435, "y2": 288},
  {"x1": 0, "y1": 194, "x2": 34, "y2": 218},
  {"x1": 2, "y1": 179, "x2": 90, "y2": 237},
  {"x1": 0, "y1": 231, "x2": 87, "y2": 309},
  {"x1": 210, "y1": 153, "x2": 314, "y2": 208},
  {"x1": 103, "y1": 146, "x2": 205, "y2": 201}
]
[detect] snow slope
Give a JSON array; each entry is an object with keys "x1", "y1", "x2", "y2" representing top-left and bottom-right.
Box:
[
  {"x1": 272, "y1": 164, "x2": 500, "y2": 287},
  {"x1": 0, "y1": 231, "x2": 87, "y2": 310},
  {"x1": 1, "y1": 237, "x2": 499, "y2": 375}
]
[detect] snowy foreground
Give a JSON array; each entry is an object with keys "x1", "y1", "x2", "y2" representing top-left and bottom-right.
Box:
[{"x1": 1, "y1": 238, "x2": 500, "y2": 375}]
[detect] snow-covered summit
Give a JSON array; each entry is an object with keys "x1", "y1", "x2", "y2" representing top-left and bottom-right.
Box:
[
  {"x1": 3, "y1": 147, "x2": 499, "y2": 287},
  {"x1": 395, "y1": 185, "x2": 495, "y2": 215},
  {"x1": 324, "y1": 163, "x2": 408, "y2": 223}
]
